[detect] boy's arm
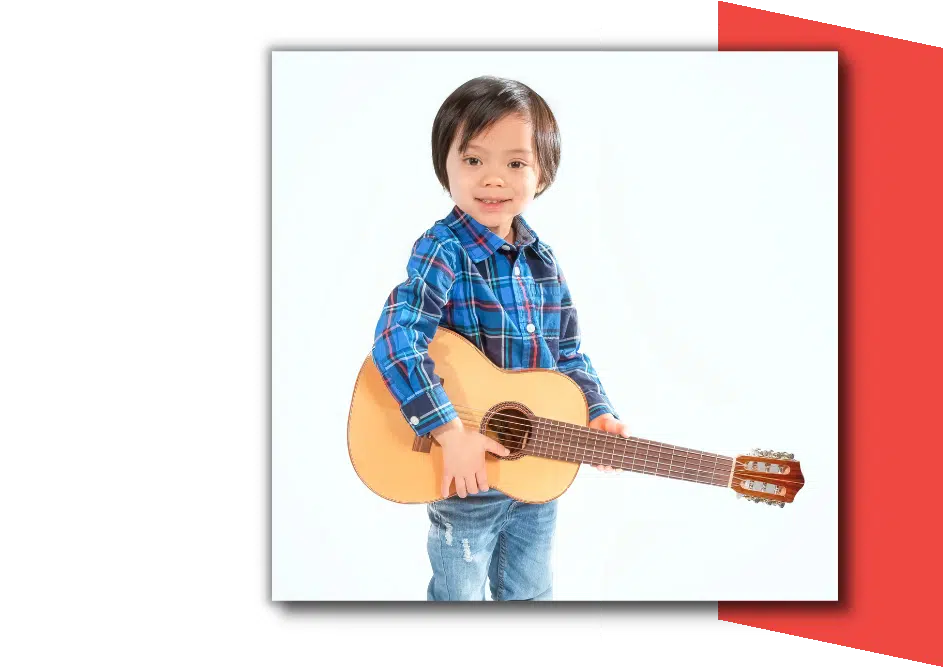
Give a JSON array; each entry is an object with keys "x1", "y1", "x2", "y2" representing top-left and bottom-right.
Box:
[
  {"x1": 372, "y1": 233, "x2": 460, "y2": 437},
  {"x1": 554, "y1": 257, "x2": 620, "y2": 422}
]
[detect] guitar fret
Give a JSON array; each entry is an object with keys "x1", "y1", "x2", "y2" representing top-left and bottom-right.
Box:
[{"x1": 527, "y1": 418, "x2": 733, "y2": 487}]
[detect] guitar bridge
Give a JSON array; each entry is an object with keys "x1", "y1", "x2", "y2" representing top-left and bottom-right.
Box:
[{"x1": 412, "y1": 433, "x2": 434, "y2": 453}]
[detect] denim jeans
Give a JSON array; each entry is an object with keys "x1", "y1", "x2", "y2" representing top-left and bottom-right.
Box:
[{"x1": 426, "y1": 488, "x2": 557, "y2": 601}]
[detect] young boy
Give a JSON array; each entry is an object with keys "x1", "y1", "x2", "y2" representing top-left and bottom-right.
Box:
[{"x1": 371, "y1": 75, "x2": 630, "y2": 601}]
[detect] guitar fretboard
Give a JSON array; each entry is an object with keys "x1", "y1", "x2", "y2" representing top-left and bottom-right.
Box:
[{"x1": 530, "y1": 417, "x2": 734, "y2": 488}]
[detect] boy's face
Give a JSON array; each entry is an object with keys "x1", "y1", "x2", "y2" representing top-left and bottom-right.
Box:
[{"x1": 445, "y1": 113, "x2": 542, "y2": 236}]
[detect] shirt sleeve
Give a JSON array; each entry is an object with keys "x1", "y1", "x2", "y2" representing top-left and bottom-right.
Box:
[
  {"x1": 371, "y1": 232, "x2": 460, "y2": 436},
  {"x1": 552, "y1": 251, "x2": 620, "y2": 422}
]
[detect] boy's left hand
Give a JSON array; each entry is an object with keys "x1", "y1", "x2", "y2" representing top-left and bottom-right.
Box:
[{"x1": 587, "y1": 413, "x2": 630, "y2": 472}]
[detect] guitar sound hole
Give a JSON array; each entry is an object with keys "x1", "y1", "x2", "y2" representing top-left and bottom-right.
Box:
[{"x1": 483, "y1": 405, "x2": 533, "y2": 460}]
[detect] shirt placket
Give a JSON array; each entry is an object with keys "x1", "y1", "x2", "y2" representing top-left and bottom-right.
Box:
[{"x1": 508, "y1": 246, "x2": 536, "y2": 367}]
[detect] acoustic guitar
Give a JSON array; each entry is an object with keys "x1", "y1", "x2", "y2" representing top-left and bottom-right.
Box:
[{"x1": 348, "y1": 327, "x2": 805, "y2": 507}]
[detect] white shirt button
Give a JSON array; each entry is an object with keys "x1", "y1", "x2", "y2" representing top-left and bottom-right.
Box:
[
  {"x1": 409, "y1": 416, "x2": 419, "y2": 425},
  {"x1": 513, "y1": 266, "x2": 521, "y2": 276},
  {"x1": 501, "y1": 244, "x2": 511, "y2": 251},
  {"x1": 526, "y1": 323, "x2": 536, "y2": 333}
]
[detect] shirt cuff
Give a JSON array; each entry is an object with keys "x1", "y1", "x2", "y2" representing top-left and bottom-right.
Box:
[
  {"x1": 588, "y1": 400, "x2": 619, "y2": 422},
  {"x1": 400, "y1": 384, "x2": 459, "y2": 436}
]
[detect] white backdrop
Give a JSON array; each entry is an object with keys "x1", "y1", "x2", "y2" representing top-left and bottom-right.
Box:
[{"x1": 272, "y1": 50, "x2": 837, "y2": 601}]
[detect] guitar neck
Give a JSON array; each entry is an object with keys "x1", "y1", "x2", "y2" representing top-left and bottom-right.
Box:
[{"x1": 530, "y1": 418, "x2": 735, "y2": 488}]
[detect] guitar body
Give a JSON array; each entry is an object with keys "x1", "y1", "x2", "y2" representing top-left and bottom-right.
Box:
[{"x1": 347, "y1": 327, "x2": 589, "y2": 504}]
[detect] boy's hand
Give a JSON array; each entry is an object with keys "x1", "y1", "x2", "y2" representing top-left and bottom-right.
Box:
[
  {"x1": 588, "y1": 413, "x2": 631, "y2": 472},
  {"x1": 431, "y1": 418, "x2": 511, "y2": 498}
]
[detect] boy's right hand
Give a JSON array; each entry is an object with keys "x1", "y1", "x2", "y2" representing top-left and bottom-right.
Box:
[{"x1": 431, "y1": 418, "x2": 510, "y2": 498}]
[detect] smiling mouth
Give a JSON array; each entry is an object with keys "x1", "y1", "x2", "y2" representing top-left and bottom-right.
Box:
[{"x1": 476, "y1": 198, "x2": 510, "y2": 204}]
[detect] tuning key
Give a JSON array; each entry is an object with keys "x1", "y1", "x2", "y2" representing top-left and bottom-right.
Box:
[{"x1": 751, "y1": 448, "x2": 795, "y2": 461}]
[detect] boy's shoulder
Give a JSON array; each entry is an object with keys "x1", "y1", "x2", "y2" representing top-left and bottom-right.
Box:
[
  {"x1": 403, "y1": 210, "x2": 461, "y2": 248},
  {"x1": 426, "y1": 218, "x2": 465, "y2": 248},
  {"x1": 404, "y1": 221, "x2": 464, "y2": 267}
]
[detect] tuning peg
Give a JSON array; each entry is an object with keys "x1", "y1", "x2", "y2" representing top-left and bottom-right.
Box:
[{"x1": 784, "y1": 453, "x2": 794, "y2": 460}]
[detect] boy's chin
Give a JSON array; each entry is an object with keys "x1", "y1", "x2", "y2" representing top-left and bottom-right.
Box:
[{"x1": 469, "y1": 202, "x2": 518, "y2": 218}]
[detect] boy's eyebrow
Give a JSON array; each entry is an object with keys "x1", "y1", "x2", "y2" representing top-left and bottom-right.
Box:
[{"x1": 465, "y1": 143, "x2": 533, "y2": 156}]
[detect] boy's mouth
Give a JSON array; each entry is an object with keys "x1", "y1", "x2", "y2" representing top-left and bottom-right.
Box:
[{"x1": 476, "y1": 198, "x2": 510, "y2": 205}]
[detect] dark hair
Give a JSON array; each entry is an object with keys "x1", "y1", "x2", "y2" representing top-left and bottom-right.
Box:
[{"x1": 431, "y1": 76, "x2": 561, "y2": 199}]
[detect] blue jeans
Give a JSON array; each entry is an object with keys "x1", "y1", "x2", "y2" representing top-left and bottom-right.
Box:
[{"x1": 426, "y1": 488, "x2": 557, "y2": 601}]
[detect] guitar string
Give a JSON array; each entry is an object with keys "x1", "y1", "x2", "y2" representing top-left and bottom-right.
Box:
[
  {"x1": 443, "y1": 406, "x2": 789, "y2": 488},
  {"x1": 452, "y1": 420, "x2": 731, "y2": 481},
  {"x1": 442, "y1": 404, "x2": 788, "y2": 459},
  {"x1": 445, "y1": 402, "x2": 775, "y2": 455},
  {"x1": 445, "y1": 408, "x2": 735, "y2": 485},
  {"x1": 450, "y1": 410, "x2": 788, "y2": 494},
  {"x1": 407, "y1": 393, "x2": 790, "y2": 488},
  {"x1": 448, "y1": 404, "x2": 736, "y2": 468},
  {"x1": 449, "y1": 412, "x2": 784, "y2": 495},
  {"x1": 454, "y1": 419, "x2": 732, "y2": 477}
]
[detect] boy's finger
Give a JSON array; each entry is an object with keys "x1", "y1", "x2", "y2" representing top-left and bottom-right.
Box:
[
  {"x1": 483, "y1": 438, "x2": 511, "y2": 456},
  {"x1": 606, "y1": 420, "x2": 630, "y2": 437},
  {"x1": 441, "y1": 474, "x2": 453, "y2": 497},
  {"x1": 464, "y1": 475, "x2": 479, "y2": 495},
  {"x1": 454, "y1": 477, "x2": 467, "y2": 498},
  {"x1": 476, "y1": 469, "x2": 489, "y2": 492}
]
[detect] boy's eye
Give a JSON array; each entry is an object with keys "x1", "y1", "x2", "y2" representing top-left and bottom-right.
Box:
[{"x1": 463, "y1": 157, "x2": 527, "y2": 169}]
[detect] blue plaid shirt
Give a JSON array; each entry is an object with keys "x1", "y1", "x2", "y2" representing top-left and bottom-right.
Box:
[{"x1": 372, "y1": 205, "x2": 619, "y2": 436}]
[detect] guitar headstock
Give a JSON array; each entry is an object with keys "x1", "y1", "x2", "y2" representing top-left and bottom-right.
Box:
[{"x1": 732, "y1": 449, "x2": 805, "y2": 507}]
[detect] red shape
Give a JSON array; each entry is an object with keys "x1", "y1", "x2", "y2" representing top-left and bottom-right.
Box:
[{"x1": 718, "y1": 3, "x2": 943, "y2": 665}]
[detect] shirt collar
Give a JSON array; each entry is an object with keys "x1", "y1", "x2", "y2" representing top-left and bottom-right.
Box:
[{"x1": 443, "y1": 205, "x2": 540, "y2": 262}]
